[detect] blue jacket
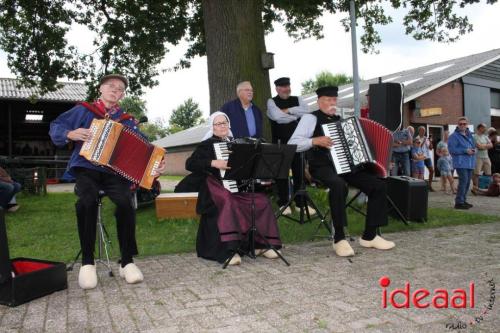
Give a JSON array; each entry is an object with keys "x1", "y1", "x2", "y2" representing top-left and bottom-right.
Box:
[
  {"x1": 49, "y1": 104, "x2": 141, "y2": 175},
  {"x1": 448, "y1": 127, "x2": 476, "y2": 170},
  {"x1": 220, "y1": 98, "x2": 263, "y2": 138}
]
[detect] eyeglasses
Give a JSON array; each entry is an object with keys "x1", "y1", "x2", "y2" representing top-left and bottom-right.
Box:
[
  {"x1": 214, "y1": 121, "x2": 229, "y2": 127},
  {"x1": 458, "y1": 122, "x2": 468, "y2": 126},
  {"x1": 104, "y1": 84, "x2": 126, "y2": 92}
]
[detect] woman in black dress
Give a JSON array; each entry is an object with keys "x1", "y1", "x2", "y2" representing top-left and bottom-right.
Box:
[{"x1": 175, "y1": 112, "x2": 282, "y2": 265}]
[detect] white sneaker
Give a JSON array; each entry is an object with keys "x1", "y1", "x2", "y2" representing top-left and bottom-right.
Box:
[
  {"x1": 332, "y1": 240, "x2": 355, "y2": 257},
  {"x1": 305, "y1": 206, "x2": 316, "y2": 215},
  {"x1": 227, "y1": 253, "x2": 241, "y2": 266},
  {"x1": 255, "y1": 248, "x2": 281, "y2": 259},
  {"x1": 78, "y1": 264, "x2": 97, "y2": 289},
  {"x1": 119, "y1": 263, "x2": 144, "y2": 284},
  {"x1": 7, "y1": 204, "x2": 20, "y2": 212},
  {"x1": 281, "y1": 206, "x2": 293, "y2": 216},
  {"x1": 359, "y1": 236, "x2": 395, "y2": 250}
]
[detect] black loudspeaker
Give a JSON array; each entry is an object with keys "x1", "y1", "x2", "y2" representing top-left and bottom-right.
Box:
[
  {"x1": 369, "y1": 82, "x2": 403, "y2": 131},
  {"x1": 386, "y1": 176, "x2": 428, "y2": 222}
]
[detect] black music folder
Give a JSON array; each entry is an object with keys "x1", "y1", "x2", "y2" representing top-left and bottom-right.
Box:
[{"x1": 224, "y1": 142, "x2": 297, "y2": 181}]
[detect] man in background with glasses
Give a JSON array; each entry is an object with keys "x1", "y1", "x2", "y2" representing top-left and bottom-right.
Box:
[
  {"x1": 448, "y1": 117, "x2": 476, "y2": 210},
  {"x1": 220, "y1": 81, "x2": 263, "y2": 139}
]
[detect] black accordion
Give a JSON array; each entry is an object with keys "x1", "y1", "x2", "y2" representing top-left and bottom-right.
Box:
[{"x1": 321, "y1": 117, "x2": 392, "y2": 177}]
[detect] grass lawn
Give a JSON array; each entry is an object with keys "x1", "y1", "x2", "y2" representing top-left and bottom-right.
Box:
[
  {"x1": 3, "y1": 190, "x2": 498, "y2": 263},
  {"x1": 158, "y1": 175, "x2": 184, "y2": 182}
]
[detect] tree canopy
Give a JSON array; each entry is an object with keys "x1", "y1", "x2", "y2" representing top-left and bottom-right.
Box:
[
  {"x1": 0, "y1": 0, "x2": 495, "y2": 97},
  {"x1": 119, "y1": 96, "x2": 168, "y2": 141},
  {"x1": 167, "y1": 98, "x2": 204, "y2": 134},
  {"x1": 301, "y1": 71, "x2": 354, "y2": 95}
]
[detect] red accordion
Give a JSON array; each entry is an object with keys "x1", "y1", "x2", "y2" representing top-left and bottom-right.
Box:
[
  {"x1": 80, "y1": 119, "x2": 165, "y2": 189},
  {"x1": 321, "y1": 116, "x2": 392, "y2": 177},
  {"x1": 358, "y1": 117, "x2": 392, "y2": 177}
]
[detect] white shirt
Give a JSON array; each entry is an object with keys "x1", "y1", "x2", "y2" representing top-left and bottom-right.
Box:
[
  {"x1": 266, "y1": 96, "x2": 310, "y2": 124},
  {"x1": 416, "y1": 135, "x2": 432, "y2": 158},
  {"x1": 287, "y1": 113, "x2": 319, "y2": 152}
]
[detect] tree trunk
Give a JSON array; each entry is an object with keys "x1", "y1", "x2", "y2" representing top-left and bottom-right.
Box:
[{"x1": 202, "y1": 0, "x2": 272, "y2": 139}]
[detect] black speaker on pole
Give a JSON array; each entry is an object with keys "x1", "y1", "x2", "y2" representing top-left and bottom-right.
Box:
[{"x1": 368, "y1": 82, "x2": 403, "y2": 131}]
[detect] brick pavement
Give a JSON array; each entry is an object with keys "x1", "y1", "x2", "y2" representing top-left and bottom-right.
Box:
[{"x1": 1, "y1": 220, "x2": 499, "y2": 333}]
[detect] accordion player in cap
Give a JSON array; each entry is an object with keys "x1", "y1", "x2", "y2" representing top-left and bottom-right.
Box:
[
  {"x1": 267, "y1": 77, "x2": 314, "y2": 215},
  {"x1": 49, "y1": 74, "x2": 166, "y2": 289},
  {"x1": 288, "y1": 86, "x2": 395, "y2": 257}
]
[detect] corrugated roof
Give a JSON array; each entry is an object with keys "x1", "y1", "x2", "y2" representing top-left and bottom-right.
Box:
[
  {"x1": 0, "y1": 78, "x2": 87, "y2": 102},
  {"x1": 304, "y1": 48, "x2": 500, "y2": 110},
  {"x1": 153, "y1": 122, "x2": 210, "y2": 148}
]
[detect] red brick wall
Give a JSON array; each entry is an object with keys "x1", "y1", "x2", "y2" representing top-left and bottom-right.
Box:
[
  {"x1": 491, "y1": 116, "x2": 500, "y2": 130},
  {"x1": 404, "y1": 80, "x2": 464, "y2": 126},
  {"x1": 164, "y1": 149, "x2": 195, "y2": 176}
]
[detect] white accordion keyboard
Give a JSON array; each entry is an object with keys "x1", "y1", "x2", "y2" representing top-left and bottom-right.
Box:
[
  {"x1": 213, "y1": 142, "x2": 238, "y2": 193},
  {"x1": 321, "y1": 117, "x2": 373, "y2": 174}
]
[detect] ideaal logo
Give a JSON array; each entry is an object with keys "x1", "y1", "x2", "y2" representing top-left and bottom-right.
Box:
[
  {"x1": 379, "y1": 276, "x2": 475, "y2": 309},
  {"x1": 379, "y1": 275, "x2": 495, "y2": 330}
]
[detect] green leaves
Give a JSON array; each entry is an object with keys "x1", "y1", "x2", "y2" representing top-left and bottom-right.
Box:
[
  {"x1": 119, "y1": 96, "x2": 168, "y2": 141},
  {"x1": 167, "y1": 98, "x2": 203, "y2": 134},
  {"x1": 0, "y1": 0, "x2": 496, "y2": 98},
  {"x1": 301, "y1": 71, "x2": 354, "y2": 95},
  {"x1": 0, "y1": 0, "x2": 84, "y2": 93}
]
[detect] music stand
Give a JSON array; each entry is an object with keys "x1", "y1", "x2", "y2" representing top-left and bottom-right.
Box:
[
  {"x1": 275, "y1": 151, "x2": 328, "y2": 226},
  {"x1": 222, "y1": 142, "x2": 294, "y2": 268}
]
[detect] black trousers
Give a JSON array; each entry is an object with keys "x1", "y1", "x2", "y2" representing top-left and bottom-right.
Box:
[
  {"x1": 276, "y1": 153, "x2": 304, "y2": 207},
  {"x1": 73, "y1": 167, "x2": 138, "y2": 266},
  {"x1": 310, "y1": 165, "x2": 388, "y2": 230}
]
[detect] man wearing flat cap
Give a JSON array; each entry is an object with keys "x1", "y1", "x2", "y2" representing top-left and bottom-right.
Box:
[
  {"x1": 267, "y1": 77, "x2": 313, "y2": 215},
  {"x1": 289, "y1": 86, "x2": 395, "y2": 257},
  {"x1": 49, "y1": 74, "x2": 166, "y2": 290}
]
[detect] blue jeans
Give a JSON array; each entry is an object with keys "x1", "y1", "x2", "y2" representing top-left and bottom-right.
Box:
[
  {"x1": 391, "y1": 152, "x2": 411, "y2": 176},
  {"x1": 0, "y1": 181, "x2": 21, "y2": 209},
  {"x1": 455, "y1": 168, "x2": 473, "y2": 204}
]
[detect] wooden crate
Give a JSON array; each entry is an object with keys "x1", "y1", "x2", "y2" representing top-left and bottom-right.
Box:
[{"x1": 155, "y1": 193, "x2": 198, "y2": 219}]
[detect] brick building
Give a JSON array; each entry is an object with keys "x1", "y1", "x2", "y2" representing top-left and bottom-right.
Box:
[
  {"x1": 153, "y1": 123, "x2": 209, "y2": 176},
  {"x1": 303, "y1": 48, "x2": 500, "y2": 141}
]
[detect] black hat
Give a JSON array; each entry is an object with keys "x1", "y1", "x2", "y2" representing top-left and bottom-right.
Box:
[
  {"x1": 274, "y1": 77, "x2": 290, "y2": 86},
  {"x1": 316, "y1": 86, "x2": 338, "y2": 97},
  {"x1": 99, "y1": 74, "x2": 128, "y2": 88}
]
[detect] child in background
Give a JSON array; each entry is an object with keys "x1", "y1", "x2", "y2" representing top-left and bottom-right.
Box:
[
  {"x1": 437, "y1": 147, "x2": 456, "y2": 194},
  {"x1": 478, "y1": 173, "x2": 500, "y2": 196},
  {"x1": 411, "y1": 138, "x2": 426, "y2": 180}
]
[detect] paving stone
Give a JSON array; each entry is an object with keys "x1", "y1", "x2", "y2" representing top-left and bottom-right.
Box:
[{"x1": 1, "y1": 200, "x2": 500, "y2": 332}]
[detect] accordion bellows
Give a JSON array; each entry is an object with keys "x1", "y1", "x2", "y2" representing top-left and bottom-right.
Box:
[
  {"x1": 322, "y1": 117, "x2": 392, "y2": 177},
  {"x1": 80, "y1": 119, "x2": 165, "y2": 189}
]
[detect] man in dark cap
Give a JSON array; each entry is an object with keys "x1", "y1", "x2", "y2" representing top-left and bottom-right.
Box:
[
  {"x1": 49, "y1": 74, "x2": 166, "y2": 289},
  {"x1": 267, "y1": 77, "x2": 313, "y2": 215},
  {"x1": 289, "y1": 86, "x2": 395, "y2": 257}
]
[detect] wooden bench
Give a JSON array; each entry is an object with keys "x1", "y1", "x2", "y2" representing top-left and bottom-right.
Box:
[{"x1": 155, "y1": 193, "x2": 199, "y2": 219}]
